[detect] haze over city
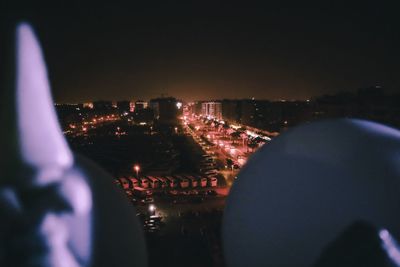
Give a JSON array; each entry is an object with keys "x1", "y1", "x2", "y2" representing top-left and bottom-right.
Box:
[{"x1": 1, "y1": 1, "x2": 400, "y2": 102}]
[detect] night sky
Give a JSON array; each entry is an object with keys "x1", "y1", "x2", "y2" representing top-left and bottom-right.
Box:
[{"x1": 1, "y1": 1, "x2": 400, "y2": 102}]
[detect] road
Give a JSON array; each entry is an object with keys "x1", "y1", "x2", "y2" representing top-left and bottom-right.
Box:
[{"x1": 182, "y1": 117, "x2": 254, "y2": 186}]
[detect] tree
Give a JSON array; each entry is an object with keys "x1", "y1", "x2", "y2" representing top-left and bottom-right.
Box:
[
  {"x1": 247, "y1": 141, "x2": 258, "y2": 152},
  {"x1": 222, "y1": 124, "x2": 230, "y2": 137},
  {"x1": 230, "y1": 131, "x2": 241, "y2": 144},
  {"x1": 226, "y1": 158, "x2": 234, "y2": 168},
  {"x1": 240, "y1": 133, "x2": 248, "y2": 146}
]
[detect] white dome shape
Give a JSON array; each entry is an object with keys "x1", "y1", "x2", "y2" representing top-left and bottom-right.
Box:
[{"x1": 223, "y1": 119, "x2": 400, "y2": 267}]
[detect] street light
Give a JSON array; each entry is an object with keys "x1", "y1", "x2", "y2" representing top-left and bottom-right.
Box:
[
  {"x1": 133, "y1": 164, "x2": 140, "y2": 178},
  {"x1": 149, "y1": 204, "x2": 156, "y2": 216}
]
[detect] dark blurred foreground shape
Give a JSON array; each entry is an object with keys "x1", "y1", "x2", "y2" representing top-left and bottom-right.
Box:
[
  {"x1": 223, "y1": 119, "x2": 400, "y2": 267},
  {"x1": 313, "y1": 221, "x2": 397, "y2": 267}
]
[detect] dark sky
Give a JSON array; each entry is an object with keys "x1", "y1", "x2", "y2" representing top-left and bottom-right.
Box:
[{"x1": 1, "y1": 1, "x2": 400, "y2": 102}]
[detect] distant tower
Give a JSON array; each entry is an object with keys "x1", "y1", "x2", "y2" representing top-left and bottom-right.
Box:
[{"x1": 201, "y1": 101, "x2": 222, "y2": 120}]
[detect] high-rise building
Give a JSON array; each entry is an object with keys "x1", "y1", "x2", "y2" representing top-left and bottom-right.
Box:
[
  {"x1": 149, "y1": 97, "x2": 179, "y2": 124},
  {"x1": 201, "y1": 101, "x2": 222, "y2": 120},
  {"x1": 240, "y1": 99, "x2": 257, "y2": 125},
  {"x1": 135, "y1": 100, "x2": 148, "y2": 111},
  {"x1": 221, "y1": 99, "x2": 240, "y2": 122},
  {"x1": 116, "y1": 101, "x2": 131, "y2": 113},
  {"x1": 93, "y1": 100, "x2": 113, "y2": 110}
]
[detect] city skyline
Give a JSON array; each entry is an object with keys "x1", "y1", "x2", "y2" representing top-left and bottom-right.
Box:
[
  {"x1": 53, "y1": 84, "x2": 395, "y2": 104},
  {"x1": 2, "y1": 1, "x2": 400, "y2": 103}
]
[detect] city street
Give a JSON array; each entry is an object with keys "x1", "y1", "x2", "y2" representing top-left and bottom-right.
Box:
[{"x1": 182, "y1": 115, "x2": 271, "y2": 186}]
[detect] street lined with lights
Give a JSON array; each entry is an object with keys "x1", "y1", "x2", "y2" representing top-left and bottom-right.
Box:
[{"x1": 180, "y1": 110, "x2": 274, "y2": 186}]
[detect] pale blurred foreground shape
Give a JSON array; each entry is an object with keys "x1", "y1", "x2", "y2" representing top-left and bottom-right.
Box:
[{"x1": 0, "y1": 22, "x2": 147, "y2": 267}]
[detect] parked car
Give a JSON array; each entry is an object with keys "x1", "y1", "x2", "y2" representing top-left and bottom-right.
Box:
[
  {"x1": 207, "y1": 177, "x2": 218, "y2": 187},
  {"x1": 166, "y1": 176, "x2": 178, "y2": 188},
  {"x1": 129, "y1": 177, "x2": 139, "y2": 188},
  {"x1": 198, "y1": 177, "x2": 208, "y2": 187},
  {"x1": 175, "y1": 176, "x2": 190, "y2": 188},
  {"x1": 140, "y1": 177, "x2": 149, "y2": 189},
  {"x1": 186, "y1": 176, "x2": 198, "y2": 187},
  {"x1": 119, "y1": 177, "x2": 130, "y2": 189},
  {"x1": 147, "y1": 176, "x2": 160, "y2": 188}
]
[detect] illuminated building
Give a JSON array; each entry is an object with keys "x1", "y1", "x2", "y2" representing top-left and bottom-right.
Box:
[
  {"x1": 83, "y1": 102, "x2": 94, "y2": 109},
  {"x1": 201, "y1": 101, "x2": 222, "y2": 120},
  {"x1": 135, "y1": 100, "x2": 148, "y2": 110}
]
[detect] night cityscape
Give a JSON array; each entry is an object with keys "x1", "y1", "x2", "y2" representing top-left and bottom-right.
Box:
[
  {"x1": 55, "y1": 87, "x2": 400, "y2": 266},
  {"x1": 2, "y1": 1, "x2": 400, "y2": 267}
]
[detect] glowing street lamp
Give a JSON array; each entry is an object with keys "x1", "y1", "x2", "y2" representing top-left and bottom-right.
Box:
[
  {"x1": 149, "y1": 204, "x2": 156, "y2": 216},
  {"x1": 133, "y1": 164, "x2": 140, "y2": 177}
]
